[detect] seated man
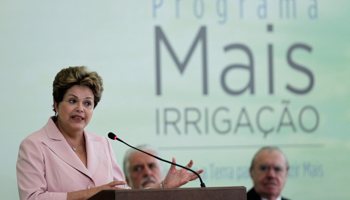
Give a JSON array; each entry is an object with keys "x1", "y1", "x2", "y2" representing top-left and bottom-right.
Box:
[
  {"x1": 247, "y1": 146, "x2": 290, "y2": 200},
  {"x1": 123, "y1": 144, "x2": 163, "y2": 189}
]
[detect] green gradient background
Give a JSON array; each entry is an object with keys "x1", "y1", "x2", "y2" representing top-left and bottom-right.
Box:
[{"x1": 0, "y1": 0, "x2": 349, "y2": 199}]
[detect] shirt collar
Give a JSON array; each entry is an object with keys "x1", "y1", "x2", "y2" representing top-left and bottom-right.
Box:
[{"x1": 261, "y1": 196, "x2": 281, "y2": 200}]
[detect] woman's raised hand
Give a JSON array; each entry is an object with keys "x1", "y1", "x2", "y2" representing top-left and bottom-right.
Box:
[{"x1": 162, "y1": 158, "x2": 204, "y2": 188}]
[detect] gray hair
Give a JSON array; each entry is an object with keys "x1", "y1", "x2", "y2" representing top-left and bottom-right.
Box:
[
  {"x1": 249, "y1": 146, "x2": 289, "y2": 172},
  {"x1": 123, "y1": 144, "x2": 163, "y2": 180}
]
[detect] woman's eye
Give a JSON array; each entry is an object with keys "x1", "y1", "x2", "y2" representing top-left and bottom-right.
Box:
[
  {"x1": 69, "y1": 99, "x2": 76, "y2": 104},
  {"x1": 85, "y1": 102, "x2": 92, "y2": 107}
]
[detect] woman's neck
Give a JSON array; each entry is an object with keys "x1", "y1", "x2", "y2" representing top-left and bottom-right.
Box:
[{"x1": 55, "y1": 118, "x2": 85, "y2": 148}]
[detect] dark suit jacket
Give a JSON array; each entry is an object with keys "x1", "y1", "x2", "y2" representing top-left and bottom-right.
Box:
[{"x1": 247, "y1": 188, "x2": 289, "y2": 200}]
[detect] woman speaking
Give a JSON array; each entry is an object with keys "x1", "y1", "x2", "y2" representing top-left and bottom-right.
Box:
[{"x1": 16, "y1": 66, "x2": 203, "y2": 200}]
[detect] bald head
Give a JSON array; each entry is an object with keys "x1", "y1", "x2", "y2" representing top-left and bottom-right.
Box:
[{"x1": 250, "y1": 146, "x2": 289, "y2": 172}]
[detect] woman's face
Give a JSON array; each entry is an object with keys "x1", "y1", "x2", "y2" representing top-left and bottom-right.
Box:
[{"x1": 54, "y1": 85, "x2": 94, "y2": 135}]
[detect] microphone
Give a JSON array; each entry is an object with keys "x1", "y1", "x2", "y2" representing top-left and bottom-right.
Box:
[{"x1": 108, "y1": 132, "x2": 206, "y2": 188}]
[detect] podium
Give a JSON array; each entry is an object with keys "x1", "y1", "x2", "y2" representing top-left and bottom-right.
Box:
[{"x1": 88, "y1": 186, "x2": 246, "y2": 200}]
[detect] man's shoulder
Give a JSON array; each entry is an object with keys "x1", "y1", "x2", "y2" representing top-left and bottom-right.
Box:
[
  {"x1": 247, "y1": 188, "x2": 290, "y2": 200},
  {"x1": 247, "y1": 188, "x2": 261, "y2": 200}
]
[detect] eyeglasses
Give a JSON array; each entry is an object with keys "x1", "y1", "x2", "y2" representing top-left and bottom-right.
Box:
[{"x1": 257, "y1": 164, "x2": 286, "y2": 174}]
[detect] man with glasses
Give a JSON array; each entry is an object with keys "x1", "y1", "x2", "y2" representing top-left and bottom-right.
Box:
[{"x1": 247, "y1": 146, "x2": 290, "y2": 200}]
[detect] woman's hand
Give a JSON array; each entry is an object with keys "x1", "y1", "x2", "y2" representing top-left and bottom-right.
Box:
[
  {"x1": 67, "y1": 180, "x2": 127, "y2": 200},
  {"x1": 162, "y1": 158, "x2": 204, "y2": 188}
]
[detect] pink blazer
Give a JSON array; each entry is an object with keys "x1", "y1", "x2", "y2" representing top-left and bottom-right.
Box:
[{"x1": 16, "y1": 117, "x2": 126, "y2": 200}]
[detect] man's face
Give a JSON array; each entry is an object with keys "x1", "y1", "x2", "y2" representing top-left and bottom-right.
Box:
[
  {"x1": 126, "y1": 150, "x2": 163, "y2": 189},
  {"x1": 250, "y1": 150, "x2": 288, "y2": 200}
]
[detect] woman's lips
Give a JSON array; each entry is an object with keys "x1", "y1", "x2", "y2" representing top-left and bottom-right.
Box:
[{"x1": 72, "y1": 115, "x2": 84, "y2": 120}]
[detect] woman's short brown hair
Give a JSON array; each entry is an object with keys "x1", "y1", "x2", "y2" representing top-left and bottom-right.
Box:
[{"x1": 52, "y1": 66, "x2": 103, "y2": 114}]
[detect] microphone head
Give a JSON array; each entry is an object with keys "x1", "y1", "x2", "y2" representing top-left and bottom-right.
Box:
[{"x1": 108, "y1": 132, "x2": 117, "y2": 140}]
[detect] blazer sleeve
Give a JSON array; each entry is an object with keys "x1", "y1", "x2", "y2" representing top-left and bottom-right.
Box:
[{"x1": 16, "y1": 138, "x2": 67, "y2": 200}]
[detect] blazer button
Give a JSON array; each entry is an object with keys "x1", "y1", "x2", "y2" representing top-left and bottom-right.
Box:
[{"x1": 87, "y1": 185, "x2": 94, "y2": 189}]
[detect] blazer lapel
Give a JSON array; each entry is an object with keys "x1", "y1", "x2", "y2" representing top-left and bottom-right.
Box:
[
  {"x1": 42, "y1": 118, "x2": 93, "y2": 180},
  {"x1": 85, "y1": 131, "x2": 103, "y2": 177}
]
